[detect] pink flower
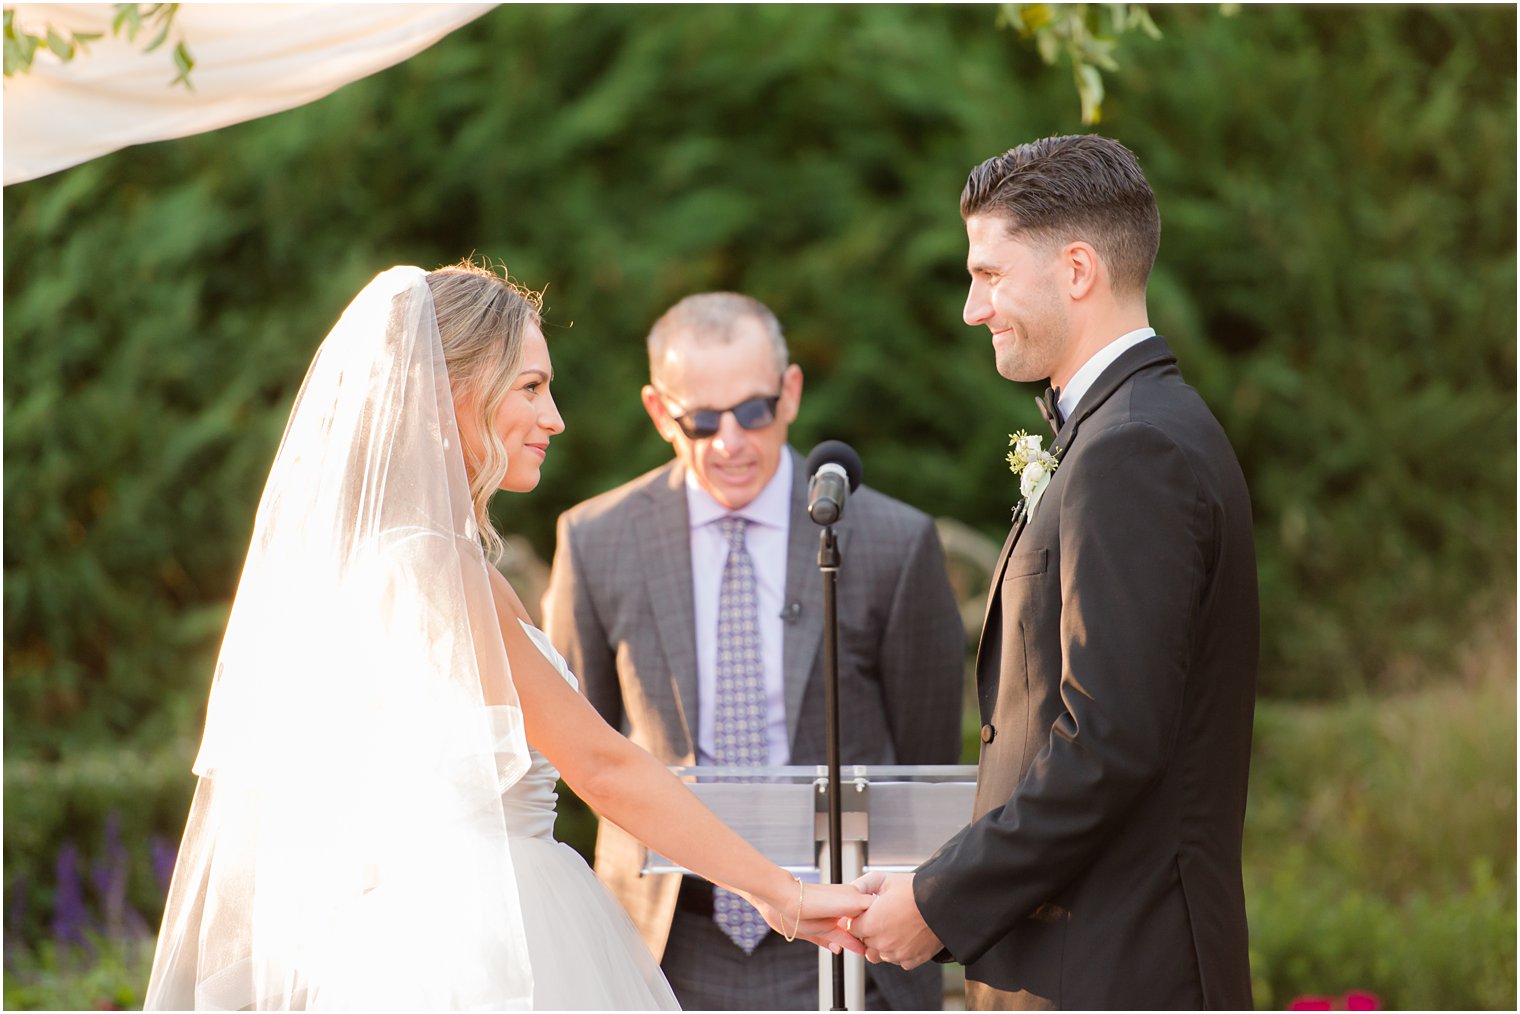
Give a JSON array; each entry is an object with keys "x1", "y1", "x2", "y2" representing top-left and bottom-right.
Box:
[{"x1": 1288, "y1": 993, "x2": 1381, "y2": 1011}]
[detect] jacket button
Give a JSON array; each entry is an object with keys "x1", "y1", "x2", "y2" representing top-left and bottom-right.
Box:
[{"x1": 981, "y1": 724, "x2": 996, "y2": 744}]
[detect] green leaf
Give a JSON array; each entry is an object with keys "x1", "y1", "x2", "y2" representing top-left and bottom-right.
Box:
[
  {"x1": 144, "y1": 13, "x2": 172, "y2": 53},
  {"x1": 1076, "y1": 61, "x2": 1104, "y2": 123},
  {"x1": 44, "y1": 27, "x2": 74, "y2": 61},
  {"x1": 3, "y1": 25, "x2": 40, "y2": 76},
  {"x1": 1129, "y1": 5, "x2": 1163, "y2": 39},
  {"x1": 170, "y1": 40, "x2": 193, "y2": 89},
  {"x1": 1080, "y1": 33, "x2": 1121, "y2": 71},
  {"x1": 1019, "y1": 3, "x2": 1054, "y2": 34},
  {"x1": 112, "y1": 3, "x2": 143, "y2": 41},
  {"x1": 1034, "y1": 26, "x2": 1060, "y2": 64}
]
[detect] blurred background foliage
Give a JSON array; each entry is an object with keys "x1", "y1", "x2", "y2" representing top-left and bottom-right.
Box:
[{"x1": 3, "y1": 4, "x2": 1514, "y2": 1009}]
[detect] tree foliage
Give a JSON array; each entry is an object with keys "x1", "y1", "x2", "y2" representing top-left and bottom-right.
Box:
[{"x1": 3, "y1": 6, "x2": 1514, "y2": 756}]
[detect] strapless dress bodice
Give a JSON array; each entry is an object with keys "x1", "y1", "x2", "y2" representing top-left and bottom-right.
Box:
[
  {"x1": 477, "y1": 623, "x2": 680, "y2": 1010},
  {"x1": 498, "y1": 622, "x2": 578, "y2": 842}
]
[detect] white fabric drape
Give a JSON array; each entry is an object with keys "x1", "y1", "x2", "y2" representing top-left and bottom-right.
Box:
[{"x1": 3, "y1": 3, "x2": 496, "y2": 186}]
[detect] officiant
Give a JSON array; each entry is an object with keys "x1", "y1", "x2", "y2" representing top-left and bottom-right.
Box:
[{"x1": 543, "y1": 291, "x2": 965, "y2": 1010}]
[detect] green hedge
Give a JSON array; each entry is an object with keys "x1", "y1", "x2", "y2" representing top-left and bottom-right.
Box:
[
  {"x1": 1117, "y1": 7, "x2": 1517, "y2": 698},
  {"x1": 1244, "y1": 652, "x2": 1517, "y2": 1009},
  {"x1": 3, "y1": 935, "x2": 156, "y2": 1011},
  {"x1": 2, "y1": 744, "x2": 195, "y2": 952},
  {"x1": 1249, "y1": 855, "x2": 1514, "y2": 1011},
  {"x1": 5, "y1": 9, "x2": 1515, "y2": 765}
]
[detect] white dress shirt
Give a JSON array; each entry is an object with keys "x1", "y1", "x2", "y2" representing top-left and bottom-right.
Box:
[
  {"x1": 1057, "y1": 326, "x2": 1157, "y2": 424},
  {"x1": 685, "y1": 453, "x2": 793, "y2": 767}
]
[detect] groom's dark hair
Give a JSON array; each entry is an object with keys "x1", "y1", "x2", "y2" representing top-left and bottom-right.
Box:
[{"x1": 961, "y1": 134, "x2": 1160, "y2": 296}]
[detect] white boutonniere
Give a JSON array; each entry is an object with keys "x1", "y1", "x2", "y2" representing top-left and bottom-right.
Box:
[{"x1": 1007, "y1": 430, "x2": 1060, "y2": 523}]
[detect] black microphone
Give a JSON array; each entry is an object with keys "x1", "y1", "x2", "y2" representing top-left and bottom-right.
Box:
[{"x1": 805, "y1": 440, "x2": 863, "y2": 526}]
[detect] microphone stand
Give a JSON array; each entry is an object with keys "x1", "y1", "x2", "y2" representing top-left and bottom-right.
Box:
[{"x1": 818, "y1": 525, "x2": 845, "y2": 1011}]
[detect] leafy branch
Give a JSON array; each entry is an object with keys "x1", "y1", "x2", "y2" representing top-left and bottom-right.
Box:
[
  {"x1": 4, "y1": 3, "x2": 193, "y2": 88},
  {"x1": 997, "y1": 3, "x2": 1164, "y2": 124}
]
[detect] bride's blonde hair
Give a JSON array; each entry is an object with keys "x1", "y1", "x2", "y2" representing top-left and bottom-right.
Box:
[{"x1": 427, "y1": 257, "x2": 544, "y2": 563}]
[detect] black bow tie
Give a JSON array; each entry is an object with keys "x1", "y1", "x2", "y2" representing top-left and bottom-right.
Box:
[{"x1": 1036, "y1": 385, "x2": 1064, "y2": 436}]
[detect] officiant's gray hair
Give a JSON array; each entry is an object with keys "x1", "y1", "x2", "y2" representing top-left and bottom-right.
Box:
[
  {"x1": 962, "y1": 134, "x2": 1160, "y2": 297},
  {"x1": 428, "y1": 257, "x2": 544, "y2": 563},
  {"x1": 646, "y1": 293, "x2": 789, "y2": 384}
]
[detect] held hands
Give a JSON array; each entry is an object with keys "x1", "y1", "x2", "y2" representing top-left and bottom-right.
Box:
[
  {"x1": 842, "y1": 872, "x2": 944, "y2": 970},
  {"x1": 754, "y1": 879, "x2": 873, "y2": 956}
]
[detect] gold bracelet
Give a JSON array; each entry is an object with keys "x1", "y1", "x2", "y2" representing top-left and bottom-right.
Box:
[{"x1": 783, "y1": 876, "x2": 804, "y2": 942}]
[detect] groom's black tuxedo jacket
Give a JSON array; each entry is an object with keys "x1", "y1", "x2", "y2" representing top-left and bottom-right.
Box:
[{"x1": 915, "y1": 337, "x2": 1258, "y2": 1009}]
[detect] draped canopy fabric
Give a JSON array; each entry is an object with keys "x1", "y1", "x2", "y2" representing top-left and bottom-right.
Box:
[{"x1": 3, "y1": 3, "x2": 496, "y2": 186}]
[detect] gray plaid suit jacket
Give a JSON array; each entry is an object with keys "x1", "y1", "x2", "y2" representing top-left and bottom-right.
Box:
[{"x1": 543, "y1": 447, "x2": 965, "y2": 1009}]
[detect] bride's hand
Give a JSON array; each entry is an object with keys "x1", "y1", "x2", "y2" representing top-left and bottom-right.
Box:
[{"x1": 755, "y1": 880, "x2": 872, "y2": 956}]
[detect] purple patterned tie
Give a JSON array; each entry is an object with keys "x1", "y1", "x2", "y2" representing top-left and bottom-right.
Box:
[{"x1": 711, "y1": 516, "x2": 770, "y2": 953}]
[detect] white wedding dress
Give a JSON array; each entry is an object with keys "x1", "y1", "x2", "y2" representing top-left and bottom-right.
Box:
[
  {"x1": 144, "y1": 268, "x2": 684, "y2": 1010},
  {"x1": 506, "y1": 622, "x2": 680, "y2": 1011}
]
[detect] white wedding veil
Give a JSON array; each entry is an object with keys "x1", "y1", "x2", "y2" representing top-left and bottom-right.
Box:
[{"x1": 145, "y1": 267, "x2": 534, "y2": 1009}]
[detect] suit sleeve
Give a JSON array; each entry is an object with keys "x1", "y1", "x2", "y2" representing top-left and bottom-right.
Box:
[
  {"x1": 541, "y1": 512, "x2": 624, "y2": 732},
  {"x1": 914, "y1": 422, "x2": 1207, "y2": 964},
  {"x1": 878, "y1": 515, "x2": 966, "y2": 765}
]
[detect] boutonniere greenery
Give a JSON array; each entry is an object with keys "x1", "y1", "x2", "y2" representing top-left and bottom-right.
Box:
[{"x1": 1007, "y1": 431, "x2": 1061, "y2": 523}]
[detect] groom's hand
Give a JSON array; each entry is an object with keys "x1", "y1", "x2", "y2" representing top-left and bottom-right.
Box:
[{"x1": 847, "y1": 871, "x2": 943, "y2": 970}]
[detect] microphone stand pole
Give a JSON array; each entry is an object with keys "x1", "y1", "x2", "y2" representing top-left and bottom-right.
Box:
[{"x1": 818, "y1": 525, "x2": 845, "y2": 1011}]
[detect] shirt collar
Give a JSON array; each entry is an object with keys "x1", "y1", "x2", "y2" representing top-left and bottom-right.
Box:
[
  {"x1": 1057, "y1": 326, "x2": 1157, "y2": 422},
  {"x1": 685, "y1": 450, "x2": 794, "y2": 531}
]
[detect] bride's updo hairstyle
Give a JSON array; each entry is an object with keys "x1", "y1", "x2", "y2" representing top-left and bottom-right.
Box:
[{"x1": 427, "y1": 257, "x2": 544, "y2": 562}]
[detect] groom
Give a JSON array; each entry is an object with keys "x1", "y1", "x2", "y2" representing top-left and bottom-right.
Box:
[{"x1": 849, "y1": 135, "x2": 1259, "y2": 1009}]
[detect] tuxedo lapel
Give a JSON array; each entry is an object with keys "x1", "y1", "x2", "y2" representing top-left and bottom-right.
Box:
[
  {"x1": 972, "y1": 510, "x2": 1025, "y2": 671},
  {"x1": 972, "y1": 339, "x2": 1177, "y2": 706},
  {"x1": 634, "y1": 465, "x2": 700, "y2": 746},
  {"x1": 781, "y1": 449, "x2": 825, "y2": 753}
]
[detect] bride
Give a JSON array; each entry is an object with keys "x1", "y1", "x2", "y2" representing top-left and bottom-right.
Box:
[{"x1": 143, "y1": 261, "x2": 869, "y2": 1010}]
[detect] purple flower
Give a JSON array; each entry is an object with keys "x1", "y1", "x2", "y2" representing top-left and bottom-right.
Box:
[
  {"x1": 92, "y1": 813, "x2": 131, "y2": 935},
  {"x1": 91, "y1": 814, "x2": 126, "y2": 890},
  {"x1": 52, "y1": 842, "x2": 89, "y2": 947}
]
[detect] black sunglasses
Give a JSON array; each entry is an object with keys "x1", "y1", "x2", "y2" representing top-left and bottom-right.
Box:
[{"x1": 660, "y1": 391, "x2": 782, "y2": 440}]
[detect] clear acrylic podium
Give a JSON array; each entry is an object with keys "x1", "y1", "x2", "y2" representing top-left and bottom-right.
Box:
[{"x1": 642, "y1": 764, "x2": 977, "y2": 1011}]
